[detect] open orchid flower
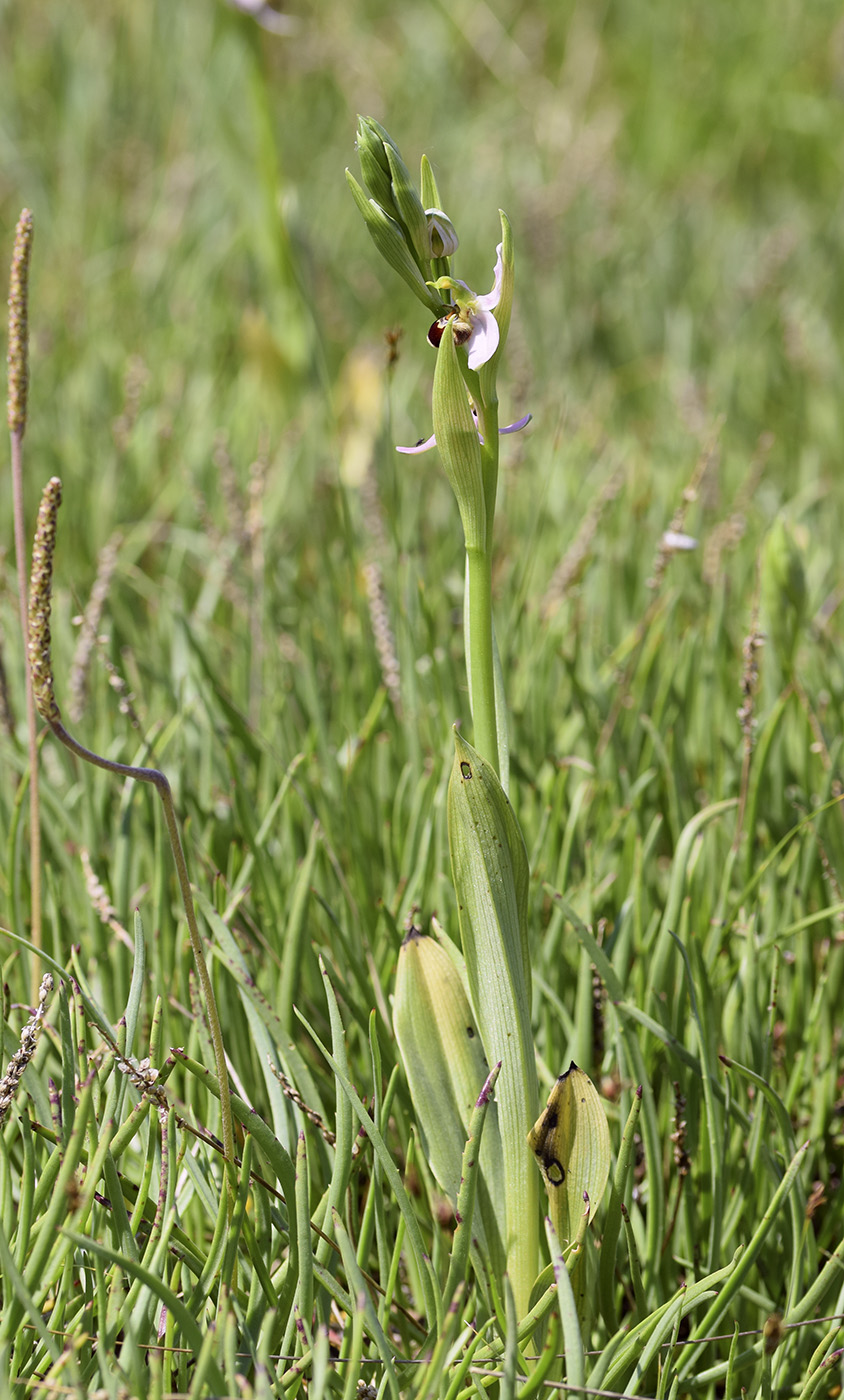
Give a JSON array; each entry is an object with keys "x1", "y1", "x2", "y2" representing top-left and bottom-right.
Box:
[
  {"x1": 428, "y1": 244, "x2": 504, "y2": 371},
  {"x1": 397, "y1": 407, "x2": 531, "y2": 455}
]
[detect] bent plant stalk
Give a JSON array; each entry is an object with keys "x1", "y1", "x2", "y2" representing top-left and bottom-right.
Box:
[{"x1": 27, "y1": 478, "x2": 236, "y2": 1197}]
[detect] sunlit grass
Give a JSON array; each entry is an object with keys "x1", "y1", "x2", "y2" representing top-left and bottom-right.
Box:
[{"x1": 2, "y1": 0, "x2": 844, "y2": 1394}]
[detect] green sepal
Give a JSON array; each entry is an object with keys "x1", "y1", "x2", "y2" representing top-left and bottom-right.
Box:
[
  {"x1": 420, "y1": 152, "x2": 443, "y2": 212},
  {"x1": 384, "y1": 143, "x2": 430, "y2": 273},
  {"x1": 346, "y1": 170, "x2": 443, "y2": 315},
  {"x1": 431, "y1": 327, "x2": 486, "y2": 550},
  {"x1": 478, "y1": 209, "x2": 515, "y2": 409}
]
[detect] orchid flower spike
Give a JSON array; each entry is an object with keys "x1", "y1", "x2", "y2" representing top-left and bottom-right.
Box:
[
  {"x1": 428, "y1": 244, "x2": 504, "y2": 371},
  {"x1": 397, "y1": 408, "x2": 531, "y2": 455}
]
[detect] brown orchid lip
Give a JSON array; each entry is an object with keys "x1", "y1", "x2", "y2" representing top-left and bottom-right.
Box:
[{"x1": 427, "y1": 311, "x2": 456, "y2": 349}]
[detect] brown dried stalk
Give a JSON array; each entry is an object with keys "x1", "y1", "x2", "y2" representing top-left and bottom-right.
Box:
[{"x1": 6, "y1": 208, "x2": 42, "y2": 1006}]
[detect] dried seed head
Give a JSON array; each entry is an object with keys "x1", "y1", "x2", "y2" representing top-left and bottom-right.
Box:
[
  {"x1": 763, "y1": 1312, "x2": 784, "y2": 1355},
  {"x1": 7, "y1": 209, "x2": 33, "y2": 436},
  {"x1": 28, "y1": 477, "x2": 62, "y2": 725},
  {"x1": 670, "y1": 1081, "x2": 690, "y2": 1178},
  {"x1": 0, "y1": 972, "x2": 53, "y2": 1127}
]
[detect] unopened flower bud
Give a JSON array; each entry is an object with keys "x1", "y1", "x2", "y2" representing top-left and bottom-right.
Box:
[
  {"x1": 355, "y1": 115, "x2": 397, "y2": 216},
  {"x1": 425, "y1": 208, "x2": 459, "y2": 259},
  {"x1": 346, "y1": 171, "x2": 443, "y2": 315},
  {"x1": 383, "y1": 143, "x2": 429, "y2": 269}
]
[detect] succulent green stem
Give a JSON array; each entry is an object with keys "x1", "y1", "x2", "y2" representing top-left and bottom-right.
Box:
[{"x1": 465, "y1": 545, "x2": 498, "y2": 775}]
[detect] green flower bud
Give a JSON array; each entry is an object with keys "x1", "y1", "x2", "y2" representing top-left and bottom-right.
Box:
[
  {"x1": 383, "y1": 143, "x2": 430, "y2": 270},
  {"x1": 355, "y1": 115, "x2": 398, "y2": 217},
  {"x1": 346, "y1": 170, "x2": 443, "y2": 315}
]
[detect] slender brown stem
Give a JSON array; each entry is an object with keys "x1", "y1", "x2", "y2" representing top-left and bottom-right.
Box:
[{"x1": 7, "y1": 209, "x2": 41, "y2": 1009}]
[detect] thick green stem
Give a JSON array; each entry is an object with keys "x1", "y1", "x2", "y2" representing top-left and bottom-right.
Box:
[
  {"x1": 465, "y1": 546, "x2": 498, "y2": 773},
  {"x1": 479, "y1": 399, "x2": 499, "y2": 556}
]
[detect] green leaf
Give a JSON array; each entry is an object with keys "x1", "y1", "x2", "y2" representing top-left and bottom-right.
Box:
[
  {"x1": 431, "y1": 329, "x2": 486, "y2": 550},
  {"x1": 447, "y1": 728, "x2": 538, "y2": 1317},
  {"x1": 393, "y1": 928, "x2": 505, "y2": 1272},
  {"x1": 528, "y1": 1063, "x2": 612, "y2": 1250}
]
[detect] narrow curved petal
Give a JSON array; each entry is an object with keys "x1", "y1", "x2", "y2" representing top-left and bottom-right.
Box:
[
  {"x1": 500, "y1": 413, "x2": 532, "y2": 434},
  {"x1": 397, "y1": 431, "x2": 437, "y2": 455},
  {"x1": 466, "y1": 310, "x2": 500, "y2": 370},
  {"x1": 396, "y1": 410, "x2": 530, "y2": 454}
]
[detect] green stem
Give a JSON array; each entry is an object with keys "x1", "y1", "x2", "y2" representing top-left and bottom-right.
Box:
[
  {"x1": 465, "y1": 546, "x2": 498, "y2": 773},
  {"x1": 479, "y1": 398, "x2": 499, "y2": 555},
  {"x1": 463, "y1": 393, "x2": 503, "y2": 774}
]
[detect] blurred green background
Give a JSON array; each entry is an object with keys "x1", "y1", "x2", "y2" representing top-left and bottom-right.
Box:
[{"x1": 4, "y1": 0, "x2": 843, "y2": 538}]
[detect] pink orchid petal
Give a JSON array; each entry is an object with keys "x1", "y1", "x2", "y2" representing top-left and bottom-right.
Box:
[
  {"x1": 661, "y1": 530, "x2": 698, "y2": 551},
  {"x1": 396, "y1": 431, "x2": 437, "y2": 455},
  {"x1": 473, "y1": 243, "x2": 504, "y2": 312},
  {"x1": 466, "y1": 309, "x2": 500, "y2": 370},
  {"x1": 396, "y1": 410, "x2": 530, "y2": 454},
  {"x1": 500, "y1": 413, "x2": 532, "y2": 433},
  {"x1": 475, "y1": 411, "x2": 531, "y2": 446}
]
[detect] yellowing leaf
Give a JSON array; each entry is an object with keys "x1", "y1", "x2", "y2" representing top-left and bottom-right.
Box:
[{"x1": 528, "y1": 1062, "x2": 612, "y2": 1249}]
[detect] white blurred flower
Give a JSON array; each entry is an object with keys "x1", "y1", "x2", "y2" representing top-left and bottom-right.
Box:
[
  {"x1": 661, "y1": 530, "x2": 698, "y2": 551},
  {"x1": 226, "y1": 0, "x2": 297, "y2": 35}
]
